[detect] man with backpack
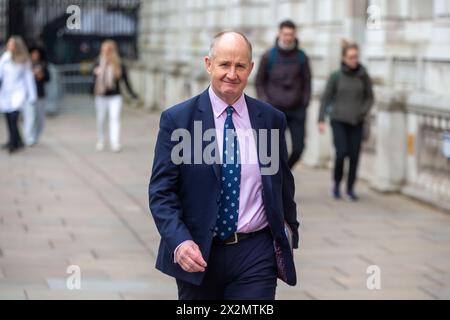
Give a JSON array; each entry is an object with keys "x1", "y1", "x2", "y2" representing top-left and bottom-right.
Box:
[{"x1": 255, "y1": 20, "x2": 312, "y2": 169}]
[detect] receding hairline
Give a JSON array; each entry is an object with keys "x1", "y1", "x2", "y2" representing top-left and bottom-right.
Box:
[{"x1": 208, "y1": 31, "x2": 253, "y2": 61}]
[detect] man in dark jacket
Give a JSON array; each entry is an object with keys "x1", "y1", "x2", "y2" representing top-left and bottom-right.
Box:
[{"x1": 255, "y1": 20, "x2": 312, "y2": 169}]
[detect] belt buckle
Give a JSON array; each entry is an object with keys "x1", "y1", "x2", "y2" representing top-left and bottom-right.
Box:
[{"x1": 225, "y1": 232, "x2": 238, "y2": 245}]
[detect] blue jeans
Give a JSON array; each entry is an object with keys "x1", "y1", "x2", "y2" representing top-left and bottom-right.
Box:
[{"x1": 22, "y1": 101, "x2": 45, "y2": 146}]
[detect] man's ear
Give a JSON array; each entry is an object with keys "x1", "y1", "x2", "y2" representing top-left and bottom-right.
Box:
[
  {"x1": 249, "y1": 61, "x2": 255, "y2": 74},
  {"x1": 204, "y1": 56, "x2": 212, "y2": 75}
]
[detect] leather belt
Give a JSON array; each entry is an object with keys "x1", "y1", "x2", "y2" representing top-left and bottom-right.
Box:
[{"x1": 213, "y1": 226, "x2": 270, "y2": 245}]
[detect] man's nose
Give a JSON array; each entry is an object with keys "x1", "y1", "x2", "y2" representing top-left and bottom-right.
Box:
[{"x1": 227, "y1": 67, "x2": 237, "y2": 80}]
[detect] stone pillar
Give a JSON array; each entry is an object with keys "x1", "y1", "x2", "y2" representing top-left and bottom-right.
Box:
[
  {"x1": 370, "y1": 89, "x2": 407, "y2": 192},
  {"x1": 143, "y1": 66, "x2": 163, "y2": 111}
]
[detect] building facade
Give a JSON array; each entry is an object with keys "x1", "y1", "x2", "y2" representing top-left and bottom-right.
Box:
[{"x1": 129, "y1": 0, "x2": 450, "y2": 211}]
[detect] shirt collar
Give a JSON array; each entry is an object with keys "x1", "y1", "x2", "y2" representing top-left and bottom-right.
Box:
[{"x1": 208, "y1": 85, "x2": 245, "y2": 119}]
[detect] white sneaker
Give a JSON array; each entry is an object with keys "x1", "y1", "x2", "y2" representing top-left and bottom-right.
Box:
[
  {"x1": 111, "y1": 145, "x2": 122, "y2": 153},
  {"x1": 96, "y1": 142, "x2": 105, "y2": 151}
]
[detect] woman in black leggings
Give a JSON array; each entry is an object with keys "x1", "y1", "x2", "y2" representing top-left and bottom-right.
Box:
[{"x1": 318, "y1": 40, "x2": 374, "y2": 201}]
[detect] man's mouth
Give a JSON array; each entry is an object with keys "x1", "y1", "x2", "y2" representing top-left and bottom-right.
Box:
[{"x1": 222, "y1": 80, "x2": 240, "y2": 85}]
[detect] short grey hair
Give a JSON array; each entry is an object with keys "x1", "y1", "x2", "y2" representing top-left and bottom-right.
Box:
[{"x1": 208, "y1": 31, "x2": 253, "y2": 61}]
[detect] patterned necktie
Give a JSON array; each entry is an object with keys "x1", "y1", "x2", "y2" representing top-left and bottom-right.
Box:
[{"x1": 215, "y1": 106, "x2": 241, "y2": 240}]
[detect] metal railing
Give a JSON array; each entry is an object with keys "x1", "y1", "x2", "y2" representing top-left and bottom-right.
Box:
[
  {"x1": 413, "y1": 110, "x2": 450, "y2": 200},
  {"x1": 52, "y1": 62, "x2": 94, "y2": 95}
]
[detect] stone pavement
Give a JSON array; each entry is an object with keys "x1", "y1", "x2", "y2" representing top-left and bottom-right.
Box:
[{"x1": 1, "y1": 95, "x2": 449, "y2": 300}]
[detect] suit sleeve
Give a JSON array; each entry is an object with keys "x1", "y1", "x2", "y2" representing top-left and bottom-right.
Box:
[
  {"x1": 280, "y1": 115, "x2": 300, "y2": 249},
  {"x1": 149, "y1": 111, "x2": 193, "y2": 256}
]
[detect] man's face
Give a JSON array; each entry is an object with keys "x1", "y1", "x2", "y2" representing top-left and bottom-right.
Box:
[
  {"x1": 204, "y1": 35, "x2": 254, "y2": 104},
  {"x1": 278, "y1": 27, "x2": 296, "y2": 47}
]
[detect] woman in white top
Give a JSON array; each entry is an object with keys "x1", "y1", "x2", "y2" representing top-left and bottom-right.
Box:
[
  {"x1": 92, "y1": 40, "x2": 138, "y2": 152},
  {"x1": 0, "y1": 36, "x2": 37, "y2": 153}
]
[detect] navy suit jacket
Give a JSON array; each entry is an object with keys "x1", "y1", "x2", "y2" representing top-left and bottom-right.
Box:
[{"x1": 148, "y1": 88, "x2": 299, "y2": 286}]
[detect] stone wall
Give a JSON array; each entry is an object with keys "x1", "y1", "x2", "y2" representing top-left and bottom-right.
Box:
[{"x1": 129, "y1": 0, "x2": 450, "y2": 211}]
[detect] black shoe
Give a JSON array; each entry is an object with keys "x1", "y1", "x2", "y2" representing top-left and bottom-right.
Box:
[
  {"x1": 1, "y1": 143, "x2": 10, "y2": 150},
  {"x1": 8, "y1": 144, "x2": 24, "y2": 154},
  {"x1": 345, "y1": 190, "x2": 359, "y2": 202},
  {"x1": 332, "y1": 186, "x2": 341, "y2": 200}
]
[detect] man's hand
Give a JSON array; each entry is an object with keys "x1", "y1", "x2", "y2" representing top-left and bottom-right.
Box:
[
  {"x1": 175, "y1": 240, "x2": 207, "y2": 273},
  {"x1": 318, "y1": 122, "x2": 326, "y2": 134}
]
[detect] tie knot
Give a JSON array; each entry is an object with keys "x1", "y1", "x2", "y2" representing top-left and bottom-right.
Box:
[{"x1": 226, "y1": 106, "x2": 234, "y2": 116}]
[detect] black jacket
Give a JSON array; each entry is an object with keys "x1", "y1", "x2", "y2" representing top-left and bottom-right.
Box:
[
  {"x1": 92, "y1": 62, "x2": 137, "y2": 98},
  {"x1": 32, "y1": 62, "x2": 50, "y2": 98},
  {"x1": 255, "y1": 38, "x2": 312, "y2": 110}
]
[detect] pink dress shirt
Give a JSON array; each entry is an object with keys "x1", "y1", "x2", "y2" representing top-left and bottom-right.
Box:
[
  {"x1": 208, "y1": 86, "x2": 268, "y2": 233},
  {"x1": 174, "y1": 87, "x2": 268, "y2": 262}
]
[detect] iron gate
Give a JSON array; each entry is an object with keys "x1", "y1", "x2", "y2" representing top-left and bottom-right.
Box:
[{"x1": 3, "y1": 0, "x2": 140, "y2": 64}]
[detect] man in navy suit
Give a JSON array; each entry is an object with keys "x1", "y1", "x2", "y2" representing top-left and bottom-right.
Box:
[{"x1": 149, "y1": 31, "x2": 299, "y2": 300}]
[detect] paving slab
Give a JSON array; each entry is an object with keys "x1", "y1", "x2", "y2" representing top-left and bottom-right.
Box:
[{"x1": 0, "y1": 95, "x2": 449, "y2": 299}]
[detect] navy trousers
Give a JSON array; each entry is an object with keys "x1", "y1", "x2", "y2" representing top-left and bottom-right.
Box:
[{"x1": 176, "y1": 229, "x2": 278, "y2": 300}]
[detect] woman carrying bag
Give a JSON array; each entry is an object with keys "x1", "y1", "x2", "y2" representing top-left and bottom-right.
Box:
[
  {"x1": 0, "y1": 36, "x2": 37, "y2": 154},
  {"x1": 318, "y1": 40, "x2": 374, "y2": 201}
]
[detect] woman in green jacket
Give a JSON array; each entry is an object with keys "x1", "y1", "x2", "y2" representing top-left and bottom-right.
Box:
[{"x1": 318, "y1": 40, "x2": 374, "y2": 201}]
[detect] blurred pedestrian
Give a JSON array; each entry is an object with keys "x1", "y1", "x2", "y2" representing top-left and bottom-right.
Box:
[
  {"x1": 255, "y1": 19, "x2": 312, "y2": 169},
  {"x1": 92, "y1": 39, "x2": 138, "y2": 153},
  {"x1": 318, "y1": 40, "x2": 374, "y2": 201},
  {"x1": 0, "y1": 36, "x2": 37, "y2": 154},
  {"x1": 25, "y1": 46, "x2": 50, "y2": 146}
]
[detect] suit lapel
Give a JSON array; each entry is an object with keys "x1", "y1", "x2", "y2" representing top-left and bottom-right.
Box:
[
  {"x1": 245, "y1": 95, "x2": 264, "y2": 163},
  {"x1": 197, "y1": 89, "x2": 221, "y2": 182},
  {"x1": 197, "y1": 91, "x2": 274, "y2": 195},
  {"x1": 245, "y1": 96, "x2": 273, "y2": 201}
]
